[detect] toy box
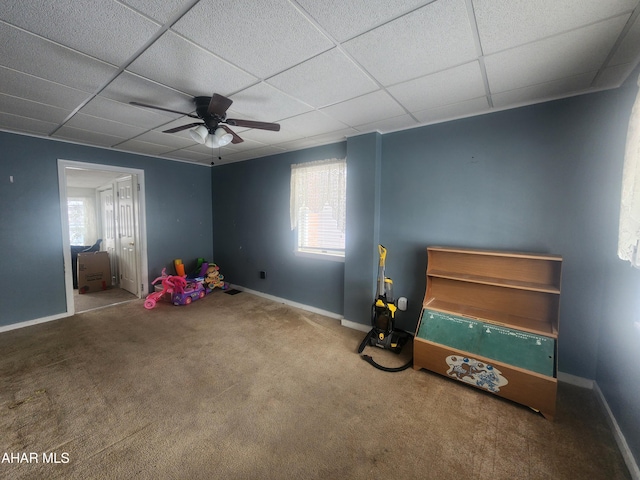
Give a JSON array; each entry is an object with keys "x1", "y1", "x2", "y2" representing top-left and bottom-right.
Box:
[{"x1": 77, "y1": 251, "x2": 111, "y2": 293}]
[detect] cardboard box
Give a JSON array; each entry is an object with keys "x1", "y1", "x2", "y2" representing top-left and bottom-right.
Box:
[{"x1": 77, "y1": 251, "x2": 111, "y2": 293}]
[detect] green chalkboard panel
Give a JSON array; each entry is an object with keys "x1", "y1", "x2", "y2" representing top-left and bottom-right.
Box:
[
  {"x1": 417, "y1": 309, "x2": 482, "y2": 353},
  {"x1": 477, "y1": 323, "x2": 554, "y2": 376},
  {"x1": 418, "y1": 309, "x2": 555, "y2": 376}
]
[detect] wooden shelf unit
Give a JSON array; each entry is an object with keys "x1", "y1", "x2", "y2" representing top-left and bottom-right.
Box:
[{"x1": 414, "y1": 246, "x2": 562, "y2": 419}]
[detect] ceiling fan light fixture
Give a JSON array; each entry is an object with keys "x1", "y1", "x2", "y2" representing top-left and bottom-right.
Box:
[
  {"x1": 189, "y1": 125, "x2": 208, "y2": 144},
  {"x1": 214, "y1": 127, "x2": 233, "y2": 147},
  {"x1": 204, "y1": 134, "x2": 219, "y2": 148}
]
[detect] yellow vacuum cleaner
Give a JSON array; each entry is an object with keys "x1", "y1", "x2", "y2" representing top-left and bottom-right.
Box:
[{"x1": 357, "y1": 245, "x2": 413, "y2": 372}]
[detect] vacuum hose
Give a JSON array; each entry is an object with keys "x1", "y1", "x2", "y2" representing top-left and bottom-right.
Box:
[{"x1": 361, "y1": 354, "x2": 413, "y2": 372}]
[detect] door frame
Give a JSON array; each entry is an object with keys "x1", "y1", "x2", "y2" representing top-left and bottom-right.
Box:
[{"x1": 58, "y1": 159, "x2": 149, "y2": 315}]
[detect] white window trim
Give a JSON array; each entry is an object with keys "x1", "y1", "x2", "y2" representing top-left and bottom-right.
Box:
[{"x1": 294, "y1": 249, "x2": 346, "y2": 262}]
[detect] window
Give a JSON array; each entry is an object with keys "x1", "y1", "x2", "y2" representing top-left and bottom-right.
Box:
[
  {"x1": 290, "y1": 158, "x2": 346, "y2": 259},
  {"x1": 67, "y1": 196, "x2": 97, "y2": 246},
  {"x1": 618, "y1": 73, "x2": 640, "y2": 268}
]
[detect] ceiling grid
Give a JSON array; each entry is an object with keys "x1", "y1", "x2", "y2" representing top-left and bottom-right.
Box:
[{"x1": 0, "y1": 0, "x2": 638, "y2": 165}]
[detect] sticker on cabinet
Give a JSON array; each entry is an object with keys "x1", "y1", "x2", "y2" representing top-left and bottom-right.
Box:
[{"x1": 446, "y1": 356, "x2": 508, "y2": 393}]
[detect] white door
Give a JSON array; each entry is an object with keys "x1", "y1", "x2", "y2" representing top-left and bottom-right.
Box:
[
  {"x1": 117, "y1": 175, "x2": 139, "y2": 296},
  {"x1": 99, "y1": 186, "x2": 117, "y2": 285}
]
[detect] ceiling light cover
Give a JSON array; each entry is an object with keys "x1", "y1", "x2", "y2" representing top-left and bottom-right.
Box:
[
  {"x1": 189, "y1": 125, "x2": 208, "y2": 144},
  {"x1": 214, "y1": 127, "x2": 233, "y2": 147},
  {"x1": 204, "y1": 134, "x2": 219, "y2": 148}
]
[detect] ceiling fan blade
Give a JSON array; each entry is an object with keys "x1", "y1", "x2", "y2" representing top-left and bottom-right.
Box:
[
  {"x1": 130, "y1": 101, "x2": 199, "y2": 119},
  {"x1": 208, "y1": 93, "x2": 233, "y2": 116},
  {"x1": 163, "y1": 122, "x2": 203, "y2": 133},
  {"x1": 220, "y1": 125, "x2": 244, "y2": 144},
  {"x1": 224, "y1": 118, "x2": 280, "y2": 131}
]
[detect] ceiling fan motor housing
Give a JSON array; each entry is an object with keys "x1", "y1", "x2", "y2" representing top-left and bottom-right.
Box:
[{"x1": 194, "y1": 96, "x2": 222, "y2": 132}]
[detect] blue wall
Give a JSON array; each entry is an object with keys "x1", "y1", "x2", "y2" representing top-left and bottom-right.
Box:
[
  {"x1": 378, "y1": 91, "x2": 630, "y2": 376},
  {"x1": 211, "y1": 142, "x2": 347, "y2": 314},
  {"x1": 0, "y1": 132, "x2": 213, "y2": 327}
]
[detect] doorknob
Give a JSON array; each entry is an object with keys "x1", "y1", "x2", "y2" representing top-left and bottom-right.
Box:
[{"x1": 129, "y1": 242, "x2": 135, "y2": 246}]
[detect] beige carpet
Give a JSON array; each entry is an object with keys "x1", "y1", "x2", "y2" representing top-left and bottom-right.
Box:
[
  {"x1": 0, "y1": 291, "x2": 631, "y2": 479},
  {"x1": 73, "y1": 287, "x2": 138, "y2": 313}
]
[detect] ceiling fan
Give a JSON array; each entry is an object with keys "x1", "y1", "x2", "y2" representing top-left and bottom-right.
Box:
[{"x1": 130, "y1": 92, "x2": 280, "y2": 147}]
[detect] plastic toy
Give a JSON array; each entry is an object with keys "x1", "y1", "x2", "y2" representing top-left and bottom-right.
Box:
[
  {"x1": 144, "y1": 260, "x2": 229, "y2": 310},
  {"x1": 204, "y1": 264, "x2": 226, "y2": 290},
  {"x1": 144, "y1": 268, "x2": 188, "y2": 309},
  {"x1": 171, "y1": 280, "x2": 206, "y2": 305}
]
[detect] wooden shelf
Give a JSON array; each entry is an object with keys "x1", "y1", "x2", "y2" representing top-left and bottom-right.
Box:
[
  {"x1": 414, "y1": 246, "x2": 562, "y2": 420},
  {"x1": 427, "y1": 270, "x2": 561, "y2": 294}
]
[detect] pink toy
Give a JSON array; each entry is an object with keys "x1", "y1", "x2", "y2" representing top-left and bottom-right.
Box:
[{"x1": 144, "y1": 268, "x2": 188, "y2": 309}]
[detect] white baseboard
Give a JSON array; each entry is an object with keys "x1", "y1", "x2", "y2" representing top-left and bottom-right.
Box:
[
  {"x1": 229, "y1": 285, "x2": 343, "y2": 320},
  {"x1": 593, "y1": 382, "x2": 640, "y2": 480},
  {"x1": 340, "y1": 318, "x2": 371, "y2": 332},
  {"x1": 557, "y1": 371, "x2": 594, "y2": 389},
  {"x1": 0, "y1": 311, "x2": 71, "y2": 334}
]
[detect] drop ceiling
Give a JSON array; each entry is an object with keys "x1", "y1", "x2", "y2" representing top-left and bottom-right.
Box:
[{"x1": 1, "y1": 0, "x2": 639, "y2": 166}]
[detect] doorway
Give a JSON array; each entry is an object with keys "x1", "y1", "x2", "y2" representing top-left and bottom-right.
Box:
[{"x1": 58, "y1": 160, "x2": 149, "y2": 314}]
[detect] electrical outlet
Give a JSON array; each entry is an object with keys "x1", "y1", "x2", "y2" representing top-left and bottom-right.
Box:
[{"x1": 259, "y1": 271, "x2": 266, "y2": 279}]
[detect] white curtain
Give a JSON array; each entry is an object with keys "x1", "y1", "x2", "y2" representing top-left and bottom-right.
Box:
[
  {"x1": 67, "y1": 188, "x2": 99, "y2": 246},
  {"x1": 290, "y1": 158, "x2": 347, "y2": 232},
  {"x1": 618, "y1": 74, "x2": 640, "y2": 268},
  {"x1": 618, "y1": 78, "x2": 640, "y2": 268}
]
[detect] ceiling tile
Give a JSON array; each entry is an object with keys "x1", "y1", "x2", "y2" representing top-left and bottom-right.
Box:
[
  {"x1": 53, "y1": 125, "x2": 127, "y2": 147},
  {"x1": 388, "y1": 61, "x2": 486, "y2": 113},
  {"x1": 0, "y1": 112, "x2": 57, "y2": 136},
  {"x1": 608, "y1": 12, "x2": 640, "y2": 67},
  {"x1": 278, "y1": 110, "x2": 349, "y2": 136},
  {"x1": 81, "y1": 96, "x2": 175, "y2": 129},
  {"x1": 484, "y1": 15, "x2": 629, "y2": 93},
  {"x1": 353, "y1": 113, "x2": 418, "y2": 134},
  {"x1": 343, "y1": 0, "x2": 477, "y2": 86},
  {"x1": 593, "y1": 63, "x2": 638, "y2": 89},
  {"x1": 162, "y1": 148, "x2": 212, "y2": 163},
  {"x1": 0, "y1": 94, "x2": 71, "y2": 123},
  {"x1": 120, "y1": 0, "x2": 193, "y2": 24},
  {"x1": 320, "y1": 90, "x2": 405, "y2": 127},
  {"x1": 276, "y1": 127, "x2": 355, "y2": 150},
  {"x1": 64, "y1": 113, "x2": 148, "y2": 139},
  {"x1": 234, "y1": 145, "x2": 287, "y2": 160},
  {"x1": 296, "y1": 0, "x2": 430, "y2": 42},
  {"x1": 127, "y1": 31, "x2": 257, "y2": 97},
  {"x1": 473, "y1": 0, "x2": 638, "y2": 55},
  {"x1": 229, "y1": 83, "x2": 313, "y2": 122},
  {"x1": 113, "y1": 138, "x2": 177, "y2": 155},
  {"x1": 266, "y1": 48, "x2": 378, "y2": 108},
  {"x1": 491, "y1": 72, "x2": 595, "y2": 108},
  {"x1": 0, "y1": 67, "x2": 92, "y2": 110},
  {"x1": 134, "y1": 129, "x2": 196, "y2": 149},
  {"x1": 0, "y1": 22, "x2": 118, "y2": 92},
  {"x1": 412, "y1": 96, "x2": 490, "y2": 124},
  {"x1": 172, "y1": 0, "x2": 334, "y2": 79},
  {"x1": 100, "y1": 72, "x2": 195, "y2": 113},
  {"x1": 0, "y1": 0, "x2": 160, "y2": 66},
  {"x1": 238, "y1": 126, "x2": 304, "y2": 145}
]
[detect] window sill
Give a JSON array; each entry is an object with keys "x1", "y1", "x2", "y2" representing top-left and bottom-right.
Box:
[{"x1": 294, "y1": 250, "x2": 345, "y2": 263}]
